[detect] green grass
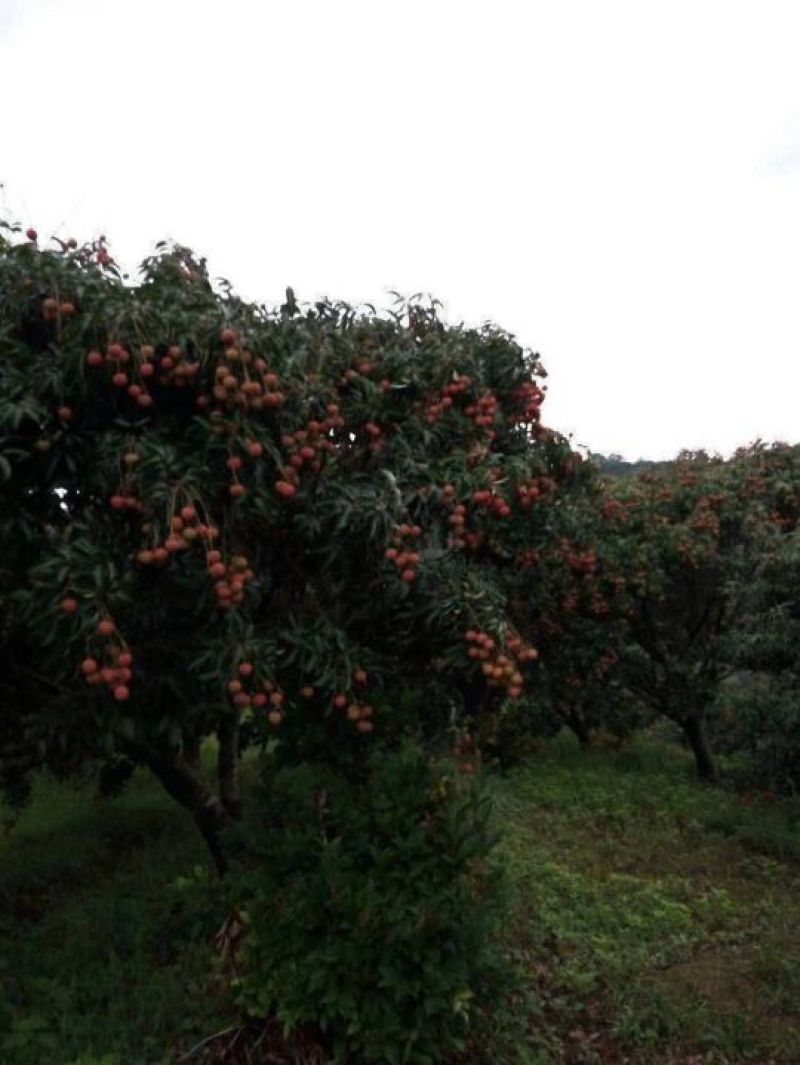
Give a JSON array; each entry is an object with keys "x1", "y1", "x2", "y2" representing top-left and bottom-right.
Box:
[
  {"x1": 489, "y1": 734, "x2": 800, "y2": 1063},
  {"x1": 2, "y1": 736, "x2": 800, "y2": 1063},
  {"x1": 0, "y1": 767, "x2": 227, "y2": 1064}
]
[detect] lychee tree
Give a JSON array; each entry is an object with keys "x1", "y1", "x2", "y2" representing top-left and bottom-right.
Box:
[
  {"x1": 598, "y1": 445, "x2": 800, "y2": 780},
  {"x1": 527, "y1": 518, "x2": 632, "y2": 749},
  {"x1": 0, "y1": 221, "x2": 584, "y2": 871}
]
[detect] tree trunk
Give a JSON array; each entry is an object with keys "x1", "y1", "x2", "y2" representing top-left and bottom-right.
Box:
[
  {"x1": 682, "y1": 714, "x2": 718, "y2": 783},
  {"x1": 567, "y1": 713, "x2": 592, "y2": 749},
  {"x1": 217, "y1": 713, "x2": 243, "y2": 819},
  {"x1": 124, "y1": 741, "x2": 233, "y2": 875},
  {"x1": 183, "y1": 732, "x2": 202, "y2": 772}
]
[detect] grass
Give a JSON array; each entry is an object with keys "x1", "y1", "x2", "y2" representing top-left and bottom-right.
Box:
[
  {"x1": 0, "y1": 767, "x2": 226, "y2": 1064},
  {"x1": 489, "y1": 734, "x2": 800, "y2": 1063},
  {"x1": 2, "y1": 735, "x2": 800, "y2": 1063}
]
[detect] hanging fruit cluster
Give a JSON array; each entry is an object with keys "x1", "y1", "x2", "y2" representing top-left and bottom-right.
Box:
[
  {"x1": 464, "y1": 630, "x2": 537, "y2": 698},
  {"x1": 446, "y1": 501, "x2": 469, "y2": 549},
  {"x1": 332, "y1": 695, "x2": 374, "y2": 732},
  {"x1": 601, "y1": 497, "x2": 631, "y2": 522},
  {"x1": 110, "y1": 489, "x2": 143, "y2": 513},
  {"x1": 423, "y1": 374, "x2": 473, "y2": 425},
  {"x1": 363, "y1": 420, "x2": 384, "y2": 454},
  {"x1": 208, "y1": 551, "x2": 255, "y2": 611},
  {"x1": 384, "y1": 523, "x2": 422, "y2": 582},
  {"x1": 42, "y1": 296, "x2": 77, "y2": 322},
  {"x1": 515, "y1": 476, "x2": 556, "y2": 510},
  {"x1": 134, "y1": 506, "x2": 220, "y2": 564},
  {"x1": 509, "y1": 379, "x2": 545, "y2": 425},
  {"x1": 152, "y1": 344, "x2": 200, "y2": 388},
  {"x1": 329, "y1": 668, "x2": 374, "y2": 732},
  {"x1": 471, "y1": 489, "x2": 512, "y2": 518},
  {"x1": 85, "y1": 342, "x2": 161, "y2": 409},
  {"x1": 273, "y1": 406, "x2": 348, "y2": 499},
  {"x1": 435, "y1": 486, "x2": 479, "y2": 551},
  {"x1": 227, "y1": 664, "x2": 286, "y2": 724},
  {"x1": 79, "y1": 619, "x2": 134, "y2": 702},
  {"x1": 463, "y1": 390, "x2": 499, "y2": 437},
  {"x1": 559, "y1": 544, "x2": 598, "y2": 576},
  {"x1": 204, "y1": 328, "x2": 283, "y2": 414}
]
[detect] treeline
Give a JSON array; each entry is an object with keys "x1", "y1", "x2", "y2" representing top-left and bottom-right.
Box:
[{"x1": 523, "y1": 443, "x2": 800, "y2": 791}]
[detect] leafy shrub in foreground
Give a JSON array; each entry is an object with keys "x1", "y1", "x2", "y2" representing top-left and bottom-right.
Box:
[{"x1": 232, "y1": 744, "x2": 510, "y2": 1064}]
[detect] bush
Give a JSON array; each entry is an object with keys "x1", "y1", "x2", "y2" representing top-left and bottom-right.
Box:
[
  {"x1": 710, "y1": 673, "x2": 800, "y2": 795},
  {"x1": 231, "y1": 744, "x2": 511, "y2": 1064}
]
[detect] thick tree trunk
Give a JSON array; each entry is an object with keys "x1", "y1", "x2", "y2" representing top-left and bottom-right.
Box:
[
  {"x1": 217, "y1": 713, "x2": 243, "y2": 819},
  {"x1": 682, "y1": 714, "x2": 718, "y2": 783},
  {"x1": 124, "y1": 741, "x2": 233, "y2": 875}
]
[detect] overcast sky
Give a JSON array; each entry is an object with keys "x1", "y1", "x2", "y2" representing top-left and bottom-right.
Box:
[{"x1": 2, "y1": 0, "x2": 799, "y2": 459}]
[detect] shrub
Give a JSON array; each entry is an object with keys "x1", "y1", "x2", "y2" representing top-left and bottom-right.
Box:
[
  {"x1": 231, "y1": 743, "x2": 510, "y2": 1064},
  {"x1": 710, "y1": 673, "x2": 800, "y2": 795}
]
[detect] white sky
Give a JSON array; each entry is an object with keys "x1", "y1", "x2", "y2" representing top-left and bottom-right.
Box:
[{"x1": 2, "y1": 0, "x2": 800, "y2": 460}]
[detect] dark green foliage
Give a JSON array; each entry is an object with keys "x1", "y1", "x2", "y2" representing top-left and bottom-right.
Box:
[
  {"x1": 709, "y1": 673, "x2": 800, "y2": 794},
  {"x1": 232, "y1": 744, "x2": 510, "y2": 1064}
]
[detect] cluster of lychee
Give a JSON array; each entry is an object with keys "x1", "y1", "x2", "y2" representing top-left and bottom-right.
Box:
[
  {"x1": 224, "y1": 453, "x2": 252, "y2": 499},
  {"x1": 332, "y1": 669, "x2": 374, "y2": 732},
  {"x1": 149, "y1": 344, "x2": 201, "y2": 388},
  {"x1": 363, "y1": 420, "x2": 384, "y2": 454},
  {"x1": 42, "y1": 296, "x2": 77, "y2": 322},
  {"x1": 110, "y1": 490, "x2": 143, "y2": 513},
  {"x1": 464, "y1": 630, "x2": 537, "y2": 698},
  {"x1": 471, "y1": 488, "x2": 512, "y2": 518},
  {"x1": 463, "y1": 390, "x2": 499, "y2": 434},
  {"x1": 86, "y1": 342, "x2": 164, "y2": 409},
  {"x1": 76, "y1": 618, "x2": 134, "y2": 702},
  {"x1": 443, "y1": 490, "x2": 484, "y2": 549},
  {"x1": 423, "y1": 373, "x2": 473, "y2": 425},
  {"x1": 601, "y1": 497, "x2": 630, "y2": 523},
  {"x1": 227, "y1": 664, "x2": 286, "y2": 724},
  {"x1": 564, "y1": 547, "x2": 598, "y2": 576},
  {"x1": 133, "y1": 505, "x2": 220, "y2": 564},
  {"x1": 202, "y1": 328, "x2": 283, "y2": 415},
  {"x1": 510, "y1": 380, "x2": 545, "y2": 425},
  {"x1": 384, "y1": 523, "x2": 422, "y2": 582},
  {"x1": 275, "y1": 409, "x2": 344, "y2": 497},
  {"x1": 515, "y1": 482, "x2": 544, "y2": 510},
  {"x1": 207, "y1": 551, "x2": 255, "y2": 610},
  {"x1": 446, "y1": 502, "x2": 469, "y2": 549},
  {"x1": 461, "y1": 530, "x2": 485, "y2": 553}
]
